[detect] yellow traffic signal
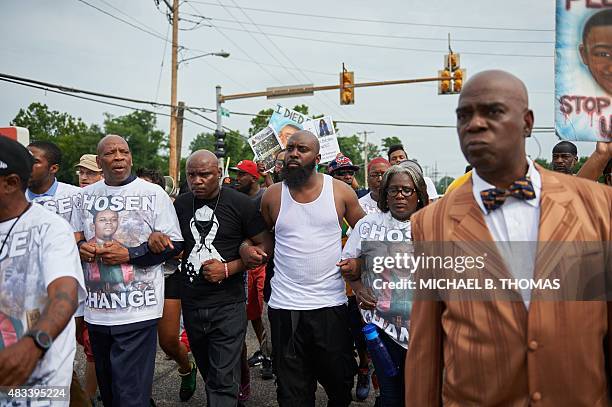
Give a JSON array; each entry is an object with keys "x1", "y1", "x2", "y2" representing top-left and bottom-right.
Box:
[
  {"x1": 438, "y1": 53, "x2": 465, "y2": 95},
  {"x1": 439, "y1": 69, "x2": 451, "y2": 94},
  {"x1": 448, "y1": 53, "x2": 459, "y2": 70},
  {"x1": 340, "y1": 70, "x2": 354, "y2": 105},
  {"x1": 453, "y1": 69, "x2": 464, "y2": 93}
]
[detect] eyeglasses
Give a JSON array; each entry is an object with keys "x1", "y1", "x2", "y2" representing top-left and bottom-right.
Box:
[
  {"x1": 368, "y1": 172, "x2": 385, "y2": 179},
  {"x1": 275, "y1": 160, "x2": 284, "y2": 168},
  {"x1": 334, "y1": 170, "x2": 355, "y2": 177},
  {"x1": 388, "y1": 186, "x2": 416, "y2": 198},
  {"x1": 76, "y1": 169, "x2": 101, "y2": 178}
]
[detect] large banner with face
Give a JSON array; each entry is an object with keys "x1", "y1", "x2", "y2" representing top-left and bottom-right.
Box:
[{"x1": 556, "y1": 1, "x2": 612, "y2": 141}]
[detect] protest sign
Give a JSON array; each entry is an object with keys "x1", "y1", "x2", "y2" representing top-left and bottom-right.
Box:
[
  {"x1": 247, "y1": 125, "x2": 282, "y2": 172},
  {"x1": 303, "y1": 116, "x2": 340, "y2": 163},
  {"x1": 268, "y1": 104, "x2": 309, "y2": 148},
  {"x1": 556, "y1": 1, "x2": 612, "y2": 141}
]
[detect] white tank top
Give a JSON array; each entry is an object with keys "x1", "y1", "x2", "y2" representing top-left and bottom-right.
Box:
[{"x1": 268, "y1": 174, "x2": 347, "y2": 310}]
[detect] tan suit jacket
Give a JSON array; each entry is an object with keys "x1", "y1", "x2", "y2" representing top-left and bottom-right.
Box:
[{"x1": 405, "y1": 166, "x2": 612, "y2": 407}]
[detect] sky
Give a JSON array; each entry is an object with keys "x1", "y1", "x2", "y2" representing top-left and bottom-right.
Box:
[{"x1": 0, "y1": 0, "x2": 594, "y2": 180}]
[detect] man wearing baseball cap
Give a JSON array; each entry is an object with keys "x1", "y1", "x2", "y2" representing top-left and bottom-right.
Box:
[
  {"x1": 327, "y1": 154, "x2": 360, "y2": 187},
  {"x1": 233, "y1": 160, "x2": 264, "y2": 201},
  {"x1": 75, "y1": 154, "x2": 103, "y2": 188},
  {"x1": 0, "y1": 136, "x2": 86, "y2": 403}
]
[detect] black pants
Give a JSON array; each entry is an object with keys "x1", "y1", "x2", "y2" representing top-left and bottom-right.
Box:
[
  {"x1": 88, "y1": 321, "x2": 158, "y2": 407},
  {"x1": 347, "y1": 295, "x2": 368, "y2": 363},
  {"x1": 269, "y1": 305, "x2": 357, "y2": 407},
  {"x1": 182, "y1": 301, "x2": 247, "y2": 407}
]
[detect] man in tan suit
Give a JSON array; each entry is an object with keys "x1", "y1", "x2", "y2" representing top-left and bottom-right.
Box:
[{"x1": 405, "y1": 70, "x2": 612, "y2": 406}]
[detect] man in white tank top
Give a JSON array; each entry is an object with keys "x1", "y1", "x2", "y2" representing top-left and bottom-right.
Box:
[{"x1": 260, "y1": 131, "x2": 365, "y2": 406}]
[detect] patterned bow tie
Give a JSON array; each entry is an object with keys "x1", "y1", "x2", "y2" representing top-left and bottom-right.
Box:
[{"x1": 480, "y1": 177, "x2": 535, "y2": 212}]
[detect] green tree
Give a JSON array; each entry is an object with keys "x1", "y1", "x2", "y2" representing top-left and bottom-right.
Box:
[
  {"x1": 380, "y1": 136, "x2": 402, "y2": 153},
  {"x1": 187, "y1": 130, "x2": 253, "y2": 176},
  {"x1": 103, "y1": 111, "x2": 168, "y2": 173},
  {"x1": 535, "y1": 156, "x2": 588, "y2": 173},
  {"x1": 11, "y1": 102, "x2": 103, "y2": 183},
  {"x1": 336, "y1": 135, "x2": 380, "y2": 185},
  {"x1": 534, "y1": 158, "x2": 551, "y2": 170},
  {"x1": 436, "y1": 176, "x2": 455, "y2": 194}
]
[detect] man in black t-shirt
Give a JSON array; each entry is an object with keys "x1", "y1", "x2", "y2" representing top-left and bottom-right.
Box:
[{"x1": 174, "y1": 150, "x2": 271, "y2": 406}]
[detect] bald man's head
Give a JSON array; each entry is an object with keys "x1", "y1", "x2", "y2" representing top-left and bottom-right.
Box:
[
  {"x1": 186, "y1": 149, "x2": 219, "y2": 168},
  {"x1": 96, "y1": 134, "x2": 132, "y2": 185},
  {"x1": 287, "y1": 130, "x2": 320, "y2": 154},
  {"x1": 455, "y1": 70, "x2": 534, "y2": 181},
  {"x1": 460, "y1": 70, "x2": 529, "y2": 108},
  {"x1": 186, "y1": 149, "x2": 221, "y2": 199},
  {"x1": 282, "y1": 130, "x2": 321, "y2": 189},
  {"x1": 97, "y1": 134, "x2": 128, "y2": 155}
]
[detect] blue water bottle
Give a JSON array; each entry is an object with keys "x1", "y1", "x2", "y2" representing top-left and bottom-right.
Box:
[{"x1": 362, "y1": 323, "x2": 399, "y2": 377}]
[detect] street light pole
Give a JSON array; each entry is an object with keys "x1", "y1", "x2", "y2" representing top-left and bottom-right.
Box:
[
  {"x1": 169, "y1": 0, "x2": 179, "y2": 182},
  {"x1": 215, "y1": 85, "x2": 225, "y2": 177},
  {"x1": 179, "y1": 51, "x2": 230, "y2": 65}
]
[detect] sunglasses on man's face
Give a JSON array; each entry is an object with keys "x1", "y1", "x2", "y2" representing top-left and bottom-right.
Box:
[{"x1": 335, "y1": 170, "x2": 355, "y2": 177}]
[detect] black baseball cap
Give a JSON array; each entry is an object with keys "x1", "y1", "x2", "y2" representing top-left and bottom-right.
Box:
[{"x1": 0, "y1": 135, "x2": 34, "y2": 185}]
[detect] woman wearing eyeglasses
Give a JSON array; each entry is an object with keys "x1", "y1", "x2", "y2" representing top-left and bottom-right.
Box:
[{"x1": 338, "y1": 161, "x2": 429, "y2": 406}]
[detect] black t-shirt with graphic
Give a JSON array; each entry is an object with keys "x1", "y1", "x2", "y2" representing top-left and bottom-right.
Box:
[{"x1": 174, "y1": 186, "x2": 267, "y2": 309}]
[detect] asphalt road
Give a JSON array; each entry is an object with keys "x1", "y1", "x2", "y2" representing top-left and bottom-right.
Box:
[{"x1": 74, "y1": 324, "x2": 377, "y2": 406}]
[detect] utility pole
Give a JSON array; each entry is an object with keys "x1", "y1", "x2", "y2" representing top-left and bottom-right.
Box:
[
  {"x1": 215, "y1": 85, "x2": 226, "y2": 176},
  {"x1": 358, "y1": 130, "x2": 374, "y2": 189},
  {"x1": 175, "y1": 101, "x2": 185, "y2": 180},
  {"x1": 168, "y1": 0, "x2": 179, "y2": 182}
]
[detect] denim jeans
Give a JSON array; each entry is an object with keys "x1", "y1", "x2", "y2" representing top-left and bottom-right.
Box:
[{"x1": 371, "y1": 327, "x2": 406, "y2": 407}]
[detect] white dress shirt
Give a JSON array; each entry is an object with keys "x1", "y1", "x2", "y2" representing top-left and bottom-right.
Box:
[{"x1": 471, "y1": 157, "x2": 542, "y2": 307}]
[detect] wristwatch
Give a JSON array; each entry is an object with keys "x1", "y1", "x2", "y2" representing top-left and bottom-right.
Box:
[{"x1": 25, "y1": 330, "x2": 53, "y2": 355}]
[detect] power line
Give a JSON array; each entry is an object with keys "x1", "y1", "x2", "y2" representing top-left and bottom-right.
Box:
[
  {"x1": 184, "y1": 14, "x2": 554, "y2": 45},
  {"x1": 76, "y1": 0, "x2": 171, "y2": 43},
  {"x1": 224, "y1": 0, "x2": 360, "y2": 132},
  {"x1": 185, "y1": 107, "x2": 240, "y2": 134},
  {"x1": 0, "y1": 77, "x2": 216, "y2": 131},
  {"x1": 183, "y1": 1, "x2": 554, "y2": 32},
  {"x1": 184, "y1": 2, "x2": 284, "y2": 83},
  {"x1": 154, "y1": 24, "x2": 171, "y2": 102},
  {"x1": 218, "y1": 0, "x2": 302, "y2": 83},
  {"x1": 96, "y1": 0, "x2": 164, "y2": 36},
  {"x1": 0, "y1": 72, "x2": 215, "y2": 112},
  {"x1": 226, "y1": 110, "x2": 555, "y2": 131},
  {"x1": 208, "y1": 24, "x2": 553, "y2": 58}
]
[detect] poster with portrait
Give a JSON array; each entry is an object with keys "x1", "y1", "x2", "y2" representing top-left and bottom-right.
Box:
[
  {"x1": 302, "y1": 115, "x2": 341, "y2": 163},
  {"x1": 556, "y1": 1, "x2": 612, "y2": 141},
  {"x1": 247, "y1": 125, "x2": 282, "y2": 172},
  {"x1": 268, "y1": 104, "x2": 310, "y2": 148}
]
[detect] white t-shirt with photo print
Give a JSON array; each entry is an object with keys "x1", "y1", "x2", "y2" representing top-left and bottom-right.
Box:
[
  {"x1": 0, "y1": 204, "x2": 86, "y2": 406},
  {"x1": 72, "y1": 177, "x2": 182, "y2": 326},
  {"x1": 27, "y1": 181, "x2": 82, "y2": 226}
]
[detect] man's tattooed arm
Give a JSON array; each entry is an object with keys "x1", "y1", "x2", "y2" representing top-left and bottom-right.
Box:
[
  {"x1": 33, "y1": 276, "x2": 79, "y2": 339},
  {"x1": 0, "y1": 277, "x2": 79, "y2": 386}
]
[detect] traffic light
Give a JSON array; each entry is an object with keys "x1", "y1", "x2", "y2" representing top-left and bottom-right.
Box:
[
  {"x1": 340, "y1": 70, "x2": 355, "y2": 105},
  {"x1": 438, "y1": 52, "x2": 465, "y2": 95},
  {"x1": 438, "y1": 69, "x2": 451, "y2": 94},
  {"x1": 453, "y1": 69, "x2": 465, "y2": 93},
  {"x1": 214, "y1": 129, "x2": 226, "y2": 158}
]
